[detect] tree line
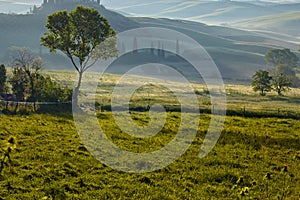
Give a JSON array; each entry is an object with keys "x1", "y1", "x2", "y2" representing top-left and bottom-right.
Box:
[
  {"x1": 0, "y1": 47, "x2": 72, "y2": 111},
  {"x1": 252, "y1": 48, "x2": 299, "y2": 96}
]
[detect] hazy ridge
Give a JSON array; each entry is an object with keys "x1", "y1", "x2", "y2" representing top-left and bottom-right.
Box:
[{"x1": 0, "y1": 1, "x2": 299, "y2": 80}]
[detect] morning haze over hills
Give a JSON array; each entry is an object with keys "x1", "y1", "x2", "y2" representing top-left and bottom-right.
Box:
[{"x1": 0, "y1": 0, "x2": 299, "y2": 80}]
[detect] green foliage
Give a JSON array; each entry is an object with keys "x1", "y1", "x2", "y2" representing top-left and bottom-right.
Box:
[
  {"x1": 252, "y1": 70, "x2": 272, "y2": 96},
  {"x1": 10, "y1": 70, "x2": 71, "y2": 104},
  {"x1": 262, "y1": 48, "x2": 300, "y2": 94},
  {"x1": 251, "y1": 69, "x2": 292, "y2": 96},
  {"x1": 7, "y1": 47, "x2": 72, "y2": 104},
  {"x1": 264, "y1": 48, "x2": 299, "y2": 68},
  {"x1": 41, "y1": 6, "x2": 115, "y2": 64},
  {"x1": 0, "y1": 64, "x2": 6, "y2": 94},
  {"x1": 10, "y1": 68, "x2": 28, "y2": 101},
  {"x1": 9, "y1": 46, "x2": 42, "y2": 106},
  {"x1": 35, "y1": 74, "x2": 72, "y2": 102},
  {"x1": 276, "y1": 64, "x2": 300, "y2": 87},
  {"x1": 41, "y1": 6, "x2": 118, "y2": 106},
  {"x1": 271, "y1": 70, "x2": 292, "y2": 96}
]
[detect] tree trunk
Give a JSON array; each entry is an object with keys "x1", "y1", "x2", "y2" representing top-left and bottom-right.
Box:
[
  {"x1": 26, "y1": 70, "x2": 36, "y2": 111},
  {"x1": 14, "y1": 102, "x2": 18, "y2": 113},
  {"x1": 73, "y1": 71, "x2": 83, "y2": 108},
  {"x1": 33, "y1": 102, "x2": 36, "y2": 112},
  {"x1": 277, "y1": 86, "x2": 282, "y2": 96}
]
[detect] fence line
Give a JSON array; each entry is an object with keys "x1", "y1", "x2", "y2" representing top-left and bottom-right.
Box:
[
  {"x1": 1, "y1": 99, "x2": 299, "y2": 119},
  {"x1": 0, "y1": 99, "x2": 71, "y2": 105}
]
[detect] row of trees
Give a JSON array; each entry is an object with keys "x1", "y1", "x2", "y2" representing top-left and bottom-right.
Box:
[
  {"x1": 0, "y1": 47, "x2": 72, "y2": 111},
  {"x1": 252, "y1": 48, "x2": 299, "y2": 96}
]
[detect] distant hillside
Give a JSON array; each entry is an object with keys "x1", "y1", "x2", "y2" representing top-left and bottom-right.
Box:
[
  {"x1": 33, "y1": 1, "x2": 140, "y2": 32},
  {"x1": 132, "y1": 17, "x2": 300, "y2": 78},
  {"x1": 232, "y1": 11, "x2": 300, "y2": 37},
  {"x1": 104, "y1": 0, "x2": 300, "y2": 25},
  {"x1": 0, "y1": 2, "x2": 139, "y2": 69},
  {"x1": 0, "y1": 1, "x2": 299, "y2": 80}
]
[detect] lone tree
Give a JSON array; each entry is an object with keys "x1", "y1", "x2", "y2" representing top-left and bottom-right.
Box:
[
  {"x1": 41, "y1": 6, "x2": 118, "y2": 107},
  {"x1": 0, "y1": 64, "x2": 6, "y2": 94},
  {"x1": 252, "y1": 70, "x2": 272, "y2": 96}
]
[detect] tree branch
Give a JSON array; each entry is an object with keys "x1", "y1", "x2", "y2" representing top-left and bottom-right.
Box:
[{"x1": 66, "y1": 50, "x2": 80, "y2": 72}]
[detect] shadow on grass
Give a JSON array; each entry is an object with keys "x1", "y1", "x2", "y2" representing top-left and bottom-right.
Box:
[
  {"x1": 267, "y1": 95, "x2": 300, "y2": 104},
  {"x1": 98, "y1": 104, "x2": 300, "y2": 120},
  {"x1": 219, "y1": 129, "x2": 300, "y2": 151},
  {"x1": 1, "y1": 104, "x2": 73, "y2": 118}
]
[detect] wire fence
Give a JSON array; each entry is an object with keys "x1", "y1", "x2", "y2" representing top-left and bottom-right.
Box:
[
  {"x1": 0, "y1": 100, "x2": 71, "y2": 105},
  {"x1": 0, "y1": 99, "x2": 72, "y2": 113},
  {"x1": 1, "y1": 99, "x2": 299, "y2": 119}
]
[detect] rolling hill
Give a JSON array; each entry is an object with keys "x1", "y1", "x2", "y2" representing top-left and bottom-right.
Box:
[
  {"x1": 232, "y1": 11, "x2": 300, "y2": 37},
  {"x1": 132, "y1": 17, "x2": 299, "y2": 78},
  {"x1": 0, "y1": 1, "x2": 299, "y2": 80},
  {"x1": 0, "y1": 3, "x2": 139, "y2": 69},
  {"x1": 104, "y1": 0, "x2": 300, "y2": 25}
]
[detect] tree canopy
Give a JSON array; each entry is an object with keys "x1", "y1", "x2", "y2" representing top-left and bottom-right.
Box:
[
  {"x1": 264, "y1": 48, "x2": 299, "y2": 68},
  {"x1": 270, "y1": 68, "x2": 292, "y2": 96},
  {"x1": 252, "y1": 70, "x2": 272, "y2": 96},
  {"x1": 7, "y1": 47, "x2": 72, "y2": 106},
  {"x1": 41, "y1": 6, "x2": 118, "y2": 106},
  {"x1": 9, "y1": 47, "x2": 42, "y2": 109},
  {"x1": 274, "y1": 64, "x2": 299, "y2": 87}
]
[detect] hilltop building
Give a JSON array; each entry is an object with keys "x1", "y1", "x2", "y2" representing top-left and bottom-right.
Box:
[
  {"x1": 35, "y1": 0, "x2": 102, "y2": 14},
  {"x1": 43, "y1": 0, "x2": 100, "y2": 6}
]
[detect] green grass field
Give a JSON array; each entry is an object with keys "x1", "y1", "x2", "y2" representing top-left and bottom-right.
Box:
[
  {"x1": 0, "y1": 112, "x2": 299, "y2": 199},
  {"x1": 1, "y1": 70, "x2": 300, "y2": 199},
  {"x1": 45, "y1": 70, "x2": 300, "y2": 117}
]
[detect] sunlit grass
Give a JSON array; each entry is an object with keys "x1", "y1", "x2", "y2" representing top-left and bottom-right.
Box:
[
  {"x1": 1, "y1": 70, "x2": 299, "y2": 198},
  {"x1": 0, "y1": 113, "x2": 299, "y2": 199},
  {"x1": 44, "y1": 70, "x2": 300, "y2": 116}
]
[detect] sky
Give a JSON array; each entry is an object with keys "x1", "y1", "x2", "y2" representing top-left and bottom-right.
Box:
[{"x1": 0, "y1": 0, "x2": 300, "y2": 14}]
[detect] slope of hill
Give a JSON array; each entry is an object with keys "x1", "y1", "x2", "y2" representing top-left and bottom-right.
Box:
[
  {"x1": 270, "y1": 3, "x2": 300, "y2": 12},
  {"x1": 33, "y1": 1, "x2": 140, "y2": 32},
  {"x1": 104, "y1": 0, "x2": 300, "y2": 25},
  {"x1": 232, "y1": 11, "x2": 300, "y2": 37},
  {"x1": 0, "y1": 0, "x2": 40, "y2": 14},
  {"x1": 0, "y1": 3, "x2": 139, "y2": 68},
  {"x1": 0, "y1": 1, "x2": 299, "y2": 80},
  {"x1": 131, "y1": 17, "x2": 300, "y2": 78}
]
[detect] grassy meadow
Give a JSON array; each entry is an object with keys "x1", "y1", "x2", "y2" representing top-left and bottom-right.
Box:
[
  {"x1": 0, "y1": 70, "x2": 300, "y2": 199},
  {"x1": 45, "y1": 70, "x2": 300, "y2": 117}
]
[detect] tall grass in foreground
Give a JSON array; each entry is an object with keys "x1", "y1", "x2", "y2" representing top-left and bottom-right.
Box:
[{"x1": 0, "y1": 112, "x2": 299, "y2": 199}]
